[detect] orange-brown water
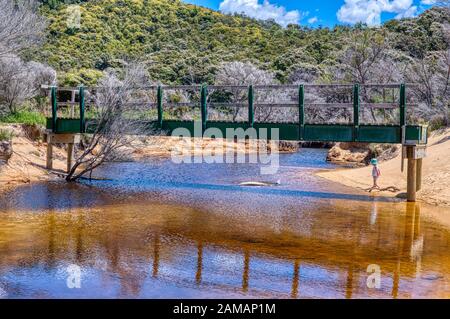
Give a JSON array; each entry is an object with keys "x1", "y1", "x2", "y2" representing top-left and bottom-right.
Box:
[{"x1": 0, "y1": 150, "x2": 449, "y2": 298}]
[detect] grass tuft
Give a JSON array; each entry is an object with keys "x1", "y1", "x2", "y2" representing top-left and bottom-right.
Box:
[
  {"x1": 0, "y1": 129, "x2": 14, "y2": 141},
  {"x1": 0, "y1": 111, "x2": 46, "y2": 126}
]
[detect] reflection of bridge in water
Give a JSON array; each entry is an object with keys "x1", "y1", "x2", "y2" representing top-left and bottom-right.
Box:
[
  {"x1": 148, "y1": 203, "x2": 424, "y2": 299},
  {"x1": 1, "y1": 197, "x2": 439, "y2": 298}
]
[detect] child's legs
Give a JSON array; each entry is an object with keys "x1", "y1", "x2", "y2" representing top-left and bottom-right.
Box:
[{"x1": 373, "y1": 176, "x2": 379, "y2": 187}]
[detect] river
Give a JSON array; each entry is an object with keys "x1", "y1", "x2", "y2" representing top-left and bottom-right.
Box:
[{"x1": 0, "y1": 149, "x2": 449, "y2": 298}]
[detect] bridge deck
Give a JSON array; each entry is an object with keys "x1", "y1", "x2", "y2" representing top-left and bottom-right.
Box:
[{"x1": 46, "y1": 118, "x2": 427, "y2": 144}]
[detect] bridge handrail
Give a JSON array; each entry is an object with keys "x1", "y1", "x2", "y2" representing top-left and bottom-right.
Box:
[
  {"x1": 41, "y1": 83, "x2": 418, "y2": 92},
  {"x1": 45, "y1": 83, "x2": 411, "y2": 139}
]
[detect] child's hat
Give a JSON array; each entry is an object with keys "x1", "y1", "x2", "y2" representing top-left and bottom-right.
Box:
[{"x1": 371, "y1": 158, "x2": 378, "y2": 165}]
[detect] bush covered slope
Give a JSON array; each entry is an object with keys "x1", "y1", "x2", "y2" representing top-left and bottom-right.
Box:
[{"x1": 34, "y1": 0, "x2": 450, "y2": 85}]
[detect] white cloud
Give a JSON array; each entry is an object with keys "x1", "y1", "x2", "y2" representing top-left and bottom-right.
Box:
[
  {"x1": 219, "y1": 0, "x2": 301, "y2": 27},
  {"x1": 337, "y1": 0, "x2": 418, "y2": 26},
  {"x1": 421, "y1": 0, "x2": 437, "y2": 4},
  {"x1": 308, "y1": 16, "x2": 318, "y2": 24}
]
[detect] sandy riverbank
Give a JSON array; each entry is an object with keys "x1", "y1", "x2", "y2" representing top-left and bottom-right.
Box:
[
  {"x1": 317, "y1": 128, "x2": 450, "y2": 207},
  {"x1": 0, "y1": 125, "x2": 67, "y2": 188}
]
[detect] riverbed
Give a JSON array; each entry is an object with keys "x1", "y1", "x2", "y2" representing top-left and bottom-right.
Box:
[{"x1": 0, "y1": 149, "x2": 449, "y2": 298}]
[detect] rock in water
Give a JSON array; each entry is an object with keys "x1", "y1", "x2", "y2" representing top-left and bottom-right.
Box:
[
  {"x1": 239, "y1": 180, "x2": 281, "y2": 187},
  {"x1": 326, "y1": 142, "x2": 370, "y2": 164},
  {"x1": 327, "y1": 142, "x2": 400, "y2": 164},
  {"x1": 278, "y1": 141, "x2": 299, "y2": 152}
]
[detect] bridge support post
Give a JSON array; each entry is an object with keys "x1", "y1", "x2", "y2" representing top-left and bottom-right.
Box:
[
  {"x1": 407, "y1": 151, "x2": 417, "y2": 202},
  {"x1": 416, "y1": 158, "x2": 423, "y2": 192},
  {"x1": 46, "y1": 132, "x2": 80, "y2": 173},
  {"x1": 405, "y1": 145, "x2": 426, "y2": 202},
  {"x1": 46, "y1": 142, "x2": 53, "y2": 170}
]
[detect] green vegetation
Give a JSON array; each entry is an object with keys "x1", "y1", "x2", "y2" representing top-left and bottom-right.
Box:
[
  {"x1": 0, "y1": 129, "x2": 14, "y2": 141},
  {"x1": 0, "y1": 110, "x2": 47, "y2": 126},
  {"x1": 428, "y1": 115, "x2": 449, "y2": 131},
  {"x1": 33, "y1": 0, "x2": 450, "y2": 85}
]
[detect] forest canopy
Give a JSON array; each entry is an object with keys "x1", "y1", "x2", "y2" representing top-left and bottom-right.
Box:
[
  {"x1": 31, "y1": 0, "x2": 450, "y2": 86},
  {"x1": 0, "y1": 0, "x2": 448, "y2": 127}
]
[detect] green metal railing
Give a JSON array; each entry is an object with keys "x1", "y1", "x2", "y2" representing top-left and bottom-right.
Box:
[
  {"x1": 248, "y1": 85, "x2": 254, "y2": 128},
  {"x1": 400, "y1": 83, "x2": 406, "y2": 127},
  {"x1": 298, "y1": 85, "x2": 305, "y2": 140},
  {"x1": 353, "y1": 84, "x2": 360, "y2": 142},
  {"x1": 201, "y1": 85, "x2": 208, "y2": 132},
  {"x1": 79, "y1": 86, "x2": 85, "y2": 133},
  {"x1": 46, "y1": 83, "x2": 426, "y2": 144},
  {"x1": 51, "y1": 86, "x2": 57, "y2": 133},
  {"x1": 157, "y1": 85, "x2": 163, "y2": 128}
]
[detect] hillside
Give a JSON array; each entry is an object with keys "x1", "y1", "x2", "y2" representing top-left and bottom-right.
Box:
[{"x1": 33, "y1": 0, "x2": 450, "y2": 86}]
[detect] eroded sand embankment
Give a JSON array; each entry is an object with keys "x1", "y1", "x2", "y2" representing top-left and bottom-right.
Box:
[{"x1": 317, "y1": 128, "x2": 450, "y2": 207}]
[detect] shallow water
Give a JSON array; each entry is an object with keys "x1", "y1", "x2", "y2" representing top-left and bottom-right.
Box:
[{"x1": 0, "y1": 149, "x2": 449, "y2": 298}]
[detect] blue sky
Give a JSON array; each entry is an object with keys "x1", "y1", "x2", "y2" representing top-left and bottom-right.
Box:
[{"x1": 183, "y1": 0, "x2": 437, "y2": 27}]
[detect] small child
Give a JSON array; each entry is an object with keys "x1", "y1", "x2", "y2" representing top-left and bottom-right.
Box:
[{"x1": 371, "y1": 158, "x2": 381, "y2": 190}]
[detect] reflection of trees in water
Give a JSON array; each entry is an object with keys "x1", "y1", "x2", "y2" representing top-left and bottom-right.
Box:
[{"x1": 0, "y1": 202, "x2": 446, "y2": 298}]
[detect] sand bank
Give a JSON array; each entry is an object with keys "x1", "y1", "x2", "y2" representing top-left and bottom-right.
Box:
[{"x1": 317, "y1": 128, "x2": 450, "y2": 207}]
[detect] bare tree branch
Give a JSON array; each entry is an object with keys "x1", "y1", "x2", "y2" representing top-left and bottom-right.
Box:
[
  {"x1": 0, "y1": 54, "x2": 56, "y2": 114},
  {"x1": 0, "y1": 0, "x2": 46, "y2": 57},
  {"x1": 66, "y1": 63, "x2": 156, "y2": 182}
]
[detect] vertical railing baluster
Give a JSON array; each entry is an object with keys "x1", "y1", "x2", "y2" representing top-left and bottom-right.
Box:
[
  {"x1": 157, "y1": 85, "x2": 163, "y2": 128},
  {"x1": 51, "y1": 86, "x2": 57, "y2": 133},
  {"x1": 400, "y1": 83, "x2": 406, "y2": 144},
  {"x1": 200, "y1": 85, "x2": 208, "y2": 133},
  {"x1": 299, "y1": 85, "x2": 304, "y2": 140},
  {"x1": 400, "y1": 83, "x2": 406, "y2": 126},
  {"x1": 353, "y1": 84, "x2": 360, "y2": 142},
  {"x1": 248, "y1": 85, "x2": 254, "y2": 128},
  {"x1": 79, "y1": 86, "x2": 85, "y2": 133}
]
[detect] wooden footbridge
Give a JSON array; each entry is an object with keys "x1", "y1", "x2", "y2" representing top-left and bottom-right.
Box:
[{"x1": 42, "y1": 83, "x2": 427, "y2": 201}]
